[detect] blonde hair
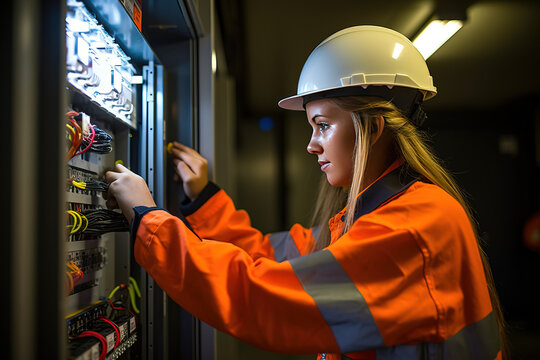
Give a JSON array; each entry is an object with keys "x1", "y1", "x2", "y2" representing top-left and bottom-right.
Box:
[{"x1": 309, "y1": 96, "x2": 507, "y2": 358}]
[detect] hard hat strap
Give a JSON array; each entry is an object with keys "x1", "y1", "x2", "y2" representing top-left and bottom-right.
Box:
[{"x1": 302, "y1": 85, "x2": 426, "y2": 126}]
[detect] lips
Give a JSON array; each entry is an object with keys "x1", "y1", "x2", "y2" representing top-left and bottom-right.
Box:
[{"x1": 318, "y1": 160, "x2": 330, "y2": 171}]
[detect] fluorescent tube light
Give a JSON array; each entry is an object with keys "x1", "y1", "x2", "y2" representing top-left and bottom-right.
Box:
[{"x1": 412, "y1": 20, "x2": 463, "y2": 59}]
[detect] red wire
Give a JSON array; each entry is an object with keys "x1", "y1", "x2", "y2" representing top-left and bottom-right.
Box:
[
  {"x1": 99, "y1": 317, "x2": 121, "y2": 348},
  {"x1": 68, "y1": 117, "x2": 82, "y2": 150},
  {"x1": 107, "y1": 299, "x2": 138, "y2": 325},
  {"x1": 66, "y1": 111, "x2": 82, "y2": 160},
  {"x1": 74, "y1": 123, "x2": 96, "y2": 156},
  {"x1": 78, "y1": 330, "x2": 107, "y2": 360}
]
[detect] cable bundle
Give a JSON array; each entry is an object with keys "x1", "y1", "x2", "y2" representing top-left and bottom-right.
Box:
[
  {"x1": 65, "y1": 260, "x2": 84, "y2": 294},
  {"x1": 83, "y1": 209, "x2": 129, "y2": 235},
  {"x1": 76, "y1": 331, "x2": 107, "y2": 360},
  {"x1": 66, "y1": 210, "x2": 89, "y2": 235},
  {"x1": 71, "y1": 179, "x2": 110, "y2": 192},
  {"x1": 65, "y1": 111, "x2": 112, "y2": 160},
  {"x1": 66, "y1": 111, "x2": 83, "y2": 160},
  {"x1": 85, "y1": 125, "x2": 112, "y2": 153},
  {"x1": 67, "y1": 209, "x2": 128, "y2": 236}
]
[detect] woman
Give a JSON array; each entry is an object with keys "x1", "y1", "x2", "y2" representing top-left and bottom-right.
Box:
[{"x1": 106, "y1": 26, "x2": 505, "y2": 359}]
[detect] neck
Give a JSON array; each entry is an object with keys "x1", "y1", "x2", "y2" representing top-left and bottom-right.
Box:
[{"x1": 362, "y1": 130, "x2": 397, "y2": 190}]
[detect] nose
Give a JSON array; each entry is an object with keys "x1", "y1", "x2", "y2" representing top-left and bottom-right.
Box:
[{"x1": 307, "y1": 134, "x2": 322, "y2": 154}]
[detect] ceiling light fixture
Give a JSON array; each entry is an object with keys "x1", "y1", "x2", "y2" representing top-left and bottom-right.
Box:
[
  {"x1": 412, "y1": 20, "x2": 463, "y2": 60},
  {"x1": 411, "y1": 1, "x2": 468, "y2": 60}
]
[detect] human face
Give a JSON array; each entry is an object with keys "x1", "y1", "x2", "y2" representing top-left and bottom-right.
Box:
[{"x1": 306, "y1": 99, "x2": 356, "y2": 187}]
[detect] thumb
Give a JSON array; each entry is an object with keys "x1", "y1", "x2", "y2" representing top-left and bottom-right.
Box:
[{"x1": 114, "y1": 163, "x2": 130, "y2": 173}]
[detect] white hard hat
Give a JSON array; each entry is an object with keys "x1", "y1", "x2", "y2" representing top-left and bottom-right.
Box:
[{"x1": 278, "y1": 26, "x2": 437, "y2": 124}]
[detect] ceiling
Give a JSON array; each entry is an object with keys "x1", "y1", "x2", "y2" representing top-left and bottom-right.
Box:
[{"x1": 217, "y1": 0, "x2": 540, "y2": 116}]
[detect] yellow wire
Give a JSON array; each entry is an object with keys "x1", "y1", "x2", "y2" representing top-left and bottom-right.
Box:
[
  {"x1": 80, "y1": 214, "x2": 89, "y2": 232},
  {"x1": 129, "y1": 276, "x2": 141, "y2": 297},
  {"x1": 72, "y1": 180, "x2": 87, "y2": 190},
  {"x1": 128, "y1": 286, "x2": 140, "y2": 314},
  {"x1": 67, "y1": 210, "x2": 83, "y2": 234},
  {"x1": 108, "y1": 285, "x2": 121, "y2": 300},
  {"x1": 66, "y1": 271, "x2": 74, "y2": 294},
  {"x1": 66, "y1": 210, "x2": 78, "y2": 234}
]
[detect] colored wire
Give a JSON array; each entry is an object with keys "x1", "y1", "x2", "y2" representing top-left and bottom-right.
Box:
[
  {"x1": 66, "y1": 261, "x2": 84, "y2": 287},
  {"x1": 65, "y1": 271, "x2": 74, "y2": 295},
  {"x1": 71, "y1": 179, "x2": 109, "y2": 192},
  {"x1": 107, "y1": 284, "x2": 124, "y2": 300},
  {"x1": 71, "y1": 180, "x2": 87, "y2": 190},
  {"x1": 66, "y1": 209, "x2": 125, "y2": 235},
  {"x1": 78, "y1": 330, "x2": 107, "y2": 360},
  {"x1": 66, "y1": 210, "x2": 80, "y2": 234},
  {"x1": 106, "y1": 299, "x2": 137, "y2": 325},
  {"x1": 85, "y1": 125, "x2": 112, "y2": 153},
  {"x1": 128, "y1": 277, "x2": 141, "y2": 314},
  {"x1": 129, "y1": 276, "x2": 141, "y2": 297},
  {"x1": 74, "y1": 122, "x2": 96, "y2": 156},
  {"x1": 98, "y1": 317, "x2": 120, "y2": 348},
  {"x1": 81, "y1": 214, "x2": 89, "y2": 232},
  {"x1": 66, "y1": 111, "x2": 82, "y2": 160}
]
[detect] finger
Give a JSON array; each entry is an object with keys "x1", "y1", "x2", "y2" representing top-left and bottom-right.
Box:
[
  {"x1": 105, "y1": 170, "x2": 121, "y2": 183},
  {"x1": 174, "y1": 159, "x2": 196, "y2": 182},
  {"x1": 170, "y1": 148, "x2": 202, "y2": 172},
  {"x1": 173, "y1": 173, "x2": 180, "y2": 182},
  {"x1": 114, "y1": 163, "x2": 130, "y2": 173},
  {"x1": 172, "y1": 142, "x2": 205, "y2": 160},
  {"x1": 106, "y1": 197, "x2": 119, "y2": 210}
]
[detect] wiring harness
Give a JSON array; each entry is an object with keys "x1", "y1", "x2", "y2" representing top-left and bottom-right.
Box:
[
  {"x1": 66, "y1": 209, "x2": 129, "y2": 236},
  {"x1": 84, "y1": 124, "x2": 112, "y2": 154},
  {"x1": 83, "y1": 209, "x2": 129, "y2": 235},
  {"x1": 65, "y1": 260, "x2": 84, "y2": 295},
  {"x1": 65, "y1": 111, "x2": 112, "y2": 160},
  {"x1": 71, "y1": 178, "x2": 110, "y2": 192}
]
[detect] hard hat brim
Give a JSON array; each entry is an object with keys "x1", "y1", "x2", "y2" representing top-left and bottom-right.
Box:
[{"x1": 278, "y1": 84, "x2": 436, "y2": 111}]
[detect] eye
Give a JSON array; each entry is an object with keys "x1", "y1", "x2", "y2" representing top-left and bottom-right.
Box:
[{"x1": 316, "y1": 122, "x2": 329, "y2": 132}]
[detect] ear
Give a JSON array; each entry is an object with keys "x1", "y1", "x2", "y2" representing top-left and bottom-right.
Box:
[{"x1": 370, "y1": 115, "x2": 385, "y2": 146}]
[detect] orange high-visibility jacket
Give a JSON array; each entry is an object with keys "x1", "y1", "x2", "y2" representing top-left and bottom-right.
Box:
[{"x1": 132, "y1": 162, "x2": 501, "y2": 360}]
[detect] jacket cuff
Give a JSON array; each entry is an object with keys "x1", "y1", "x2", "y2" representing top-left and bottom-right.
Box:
[
  {"x1": 131, "y1": 206, "x2": 167, "y2": 242},
  {"x1": 179, "y1": 182, "x2": 221, "y2": 216}
]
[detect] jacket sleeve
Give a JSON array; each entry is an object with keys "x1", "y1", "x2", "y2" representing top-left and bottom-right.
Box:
[
  {"x1": 134, "y1": 208, "x2": 338, "y2": 353},
  {"x1": 180, "y1": 183, "x2": 316, "y2": 261},
  {"x1": 133, "y1": 208, "x2": 443, "y2": 354}
]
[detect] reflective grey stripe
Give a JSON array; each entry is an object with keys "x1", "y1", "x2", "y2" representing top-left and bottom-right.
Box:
[
  {"x1": 442, "y1": 311, "x2": 500, "y2": 360},
  {"x1": 289, "y1": 250, "x2": 384, "y2": 352},
  {"x1": 269, "y1": 231, "x2": 301, "y2": 262},
  {"x1": 375, "y1": 312, "x2": 500, "y2": 360}
]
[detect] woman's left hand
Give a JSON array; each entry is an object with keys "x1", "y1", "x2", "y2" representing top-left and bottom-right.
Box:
[{"x1": 105, "y1": 164, "x2": 156, "y2": 223}]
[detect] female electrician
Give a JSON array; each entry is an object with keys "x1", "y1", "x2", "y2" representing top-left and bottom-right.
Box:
[{"x1": 105, "y1": 26, "x2": 505, "y2": 359}]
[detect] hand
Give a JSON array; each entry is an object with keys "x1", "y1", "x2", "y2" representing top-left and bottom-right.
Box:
[
  {"x1": 168, "y1": 142, "x2": 208, "y2": 201},
  {"x1": 105, "y1": 164, "x2": 156, "y2": 223}
]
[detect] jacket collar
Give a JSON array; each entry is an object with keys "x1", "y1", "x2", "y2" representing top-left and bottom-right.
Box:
[{"x1": 328, "y1": 159, "x2": 419, "y2": 239}]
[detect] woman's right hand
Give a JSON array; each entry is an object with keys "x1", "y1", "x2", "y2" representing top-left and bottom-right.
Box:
[{"x1": 168, "y1": 142, "x2": 209, "y2": 201}]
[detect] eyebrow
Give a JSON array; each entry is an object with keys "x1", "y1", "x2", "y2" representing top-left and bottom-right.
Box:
[{"x1": 311, "y1": 114, "x2": 323, "y2": 123}]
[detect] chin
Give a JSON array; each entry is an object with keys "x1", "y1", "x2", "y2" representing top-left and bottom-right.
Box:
[{"x1": 326, "y1": 174, "x2": 352, "y2": 187}]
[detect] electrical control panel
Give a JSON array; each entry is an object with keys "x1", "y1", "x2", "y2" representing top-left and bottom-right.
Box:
[{"x1": 64, "y1": 1, "x2": 143, "y2": 358}]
